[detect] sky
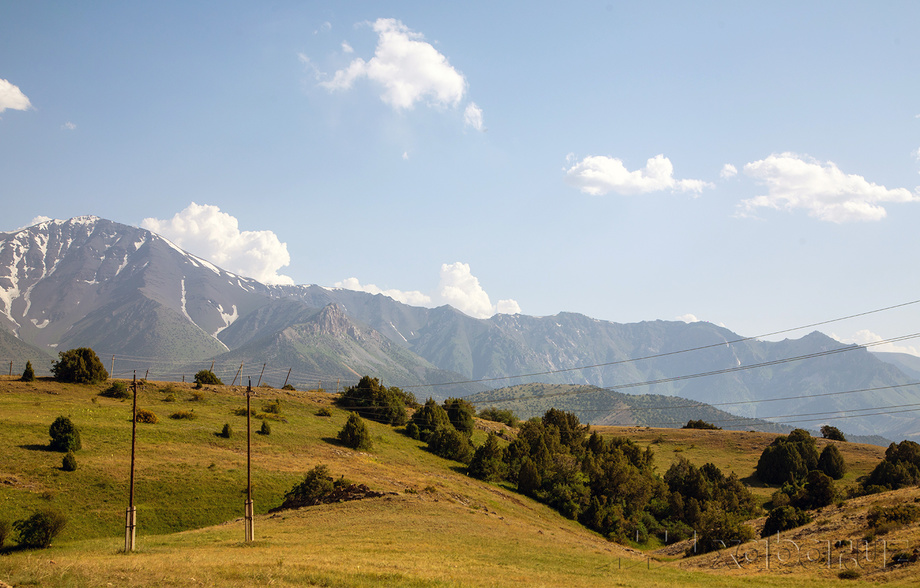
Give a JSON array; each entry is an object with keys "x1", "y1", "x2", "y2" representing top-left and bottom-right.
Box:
[{"x1": 2, "y1": 1, "x2": 919, "y2": 355}]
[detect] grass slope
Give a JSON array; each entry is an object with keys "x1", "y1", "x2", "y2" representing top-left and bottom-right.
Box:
[{"x1": 0, "y1": 376, "x2": 917, "y2": 587}]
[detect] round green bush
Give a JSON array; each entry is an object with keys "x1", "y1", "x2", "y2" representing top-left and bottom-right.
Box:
[
  {"x1": 13, "y1": 510, "x2": 68, "y2": 548},
  {"x1": 62, "y1": 451, "x2": 78, "y2": 472},
  {"x1": 338, "y1": 413, "x2": 372, "y2": 450},
  {"x1": 21, "y1": 361, "x2": 35, "y2": 382},
  {"x1": 194, "y1": 370, "x2": 223, "y2": 386},
  {"x1": 51, "y1": 347, "x2": 108, "y2": 384},
  {"x1": 49, "y1": 416, "x2": 81, "y2": 452}
]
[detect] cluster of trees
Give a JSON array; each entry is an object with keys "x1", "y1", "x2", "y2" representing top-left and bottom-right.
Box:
[
  {"x1": 463, "y1": 408, "x2": 758, "y2": 551},
  {"x1": 862, "y1": 440, "x2": 920, "y2": 493},
  {"x1": 408, "y1": 397, "x2": 477, "y2": 463},
  {"x1": 335, "y1": 376, "x2": 418, "y2": 426}
]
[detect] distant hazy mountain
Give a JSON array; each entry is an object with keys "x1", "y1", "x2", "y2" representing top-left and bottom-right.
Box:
[
  {"x1": 874, "y1": 351, "x2": 920, "y2": 380},
  {"x1": 1, "y1": 216, "x2": 918, "y2": 441}
]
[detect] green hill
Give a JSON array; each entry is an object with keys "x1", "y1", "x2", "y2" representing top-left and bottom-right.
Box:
[{"x1": 0, "y1": 375, "x2": 916, "y2": 587}]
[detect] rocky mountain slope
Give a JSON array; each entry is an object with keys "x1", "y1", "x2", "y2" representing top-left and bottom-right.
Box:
[{"x1": 1, "y1": 216, "x2": 918, "y2": 440}]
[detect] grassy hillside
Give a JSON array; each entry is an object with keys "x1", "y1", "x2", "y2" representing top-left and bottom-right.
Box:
[{"x1": 1, "y1": 375, "x2": 917, "y2": 587}]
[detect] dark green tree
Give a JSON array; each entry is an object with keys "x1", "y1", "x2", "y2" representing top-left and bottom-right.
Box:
[
  {"x1": 411, "y1": 398, "x2": 451, "y2": 438},
  {"x1": 517, "y1": 457, "x2": 542, "y2": 496},
  {"x1": 755, "y1": 429, "x2": 818, "y2": 485},
  {"x1": 468, "y1": 432, "x2": 507, "y2": 481},
  {"x1": 336, "y1": 376, "x2": 407, "y2": 426},
  {"x1": 427, "y1": 425, "x2": 474, "y2": 464},
  {"x1": 338, "y1": 413, "x2": 373, "y2": 450},
  {"x1": 49, "y1": 416, "x2": 81, "y2": 452},
  {"x1": 817, "y1": 444, "x2": 846, "y2": 479},
  {"x1": 762, "y1": 506, "x2": 811, "y2": 537},
  {"x1": 863, "y1": 440, "x2": 920, "y2": 491},
  {"x1": 793, "y1": 470, "x2": 836, "y2": 510},
  {"x1": 282, "y1": 464, "x2": 335, "y2": 507},
  {"x1": 443, "y1": 397, "x2": 476, "y2": 435},
  {"x1": 51, "y1": 347, "x2": 108, "y2": 384},
  {"x1": 820, "y1": 425, "x2": 847, "y2": 442},
  {"x1": 194, "y1": 369, "x2": 222, "y2": 386},
  {"x1": 21, "y1": 361, "x2": 35, "y2": 382},
  {"x1": 62, "y1": 451, "x2": 77, "y2": 472}
]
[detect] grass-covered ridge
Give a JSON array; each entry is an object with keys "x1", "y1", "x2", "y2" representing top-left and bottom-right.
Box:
[{"x1": 1, "y1": 375, "x2": 918, "y2": 587}]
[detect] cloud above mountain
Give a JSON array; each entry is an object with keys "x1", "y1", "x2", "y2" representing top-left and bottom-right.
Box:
[
  {"x1": 740, "y1": 153, "x2": 918, "y2": 222},
  {"x1": 336, "y1": 262, "x2": 520, "y2": 319},
  {"x1": 141, "y1": 203, "x2": 294, "y2": 285},
  {"x1": 565, "y1": 154, "x2": 712, "y2": 196}
]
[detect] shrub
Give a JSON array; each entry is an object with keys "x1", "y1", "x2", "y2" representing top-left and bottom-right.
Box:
[
  {"x1": 443, "y1": 397, "x2": 476, "y2": 435},
  {"x1": 867, "y1": 504, "x2": 920, "y2": 531},
  {"x1": 51, "y1": 347, "x2": 108, "y2": 384},
  {"x1": 838, "y1": 569, "x2": 861, "y2": 580},
  {"x1": 13, "y1": 510, "x2": 68, "y2": 548},
  {"x1": 284, "y1": 464, "x2": 335, "y2": 506},
  {"x1": 49, "y1": 416, "x2": 81, "y2": 452},
  {"x1": 755, "y1": 429, "x2": 818, "y2": 485},
  {"x1": 427, "y1": 425, "x2": 474, "y2": 464},
  {"x1": 818, "y1": 444, "x2": 846, "y2": 479},
  {"x1": 316, "y1": 407, "x2": 332, "y2": 417},
  {"x1": 691, "y1": 507, "x2": 754, "y2": 555},
  {"x1": 21, "y1": 361, "x2": 35, "y2": 382},
  {"x1": 0, "y1": 519, "x2": 9, "y2": 548},
  {"x1": 62, "y1": 451, "x2": 77, "y2": 472},
  {"x1": 863, "y1": 440, "x2": 920, "y2": 492},
  {"x1": 478, "y1": 407, "x2": 519, "y2": 428},
  {"x1": 219, "y1": 423, "x2": 232, "y2": 438},
  {"x1": 189, "y1": 391, "x2": 205, "y2": 402},
  {"x1": 169, "y1": 410, "x2": 196, "y2": 420},
  {"x1": 762, "y1": 506, "x2": 811, "y2": 537},
  {"x1": 338, "y1": 413, "x2": 372, "y2": 450},
  {"x1": 100, "y1": 382, "x2": 131, "y2": 399},
  {"x1": 135, "y1": 409, "x2": 158, "y2": 424},
  {"x1": 194, "y1": 369, "x2": 222, "y2": 386},
  {"x1": 258, "y1": 421, "x2": 271, "y2": 436},
  {"x1": 282, "y1": 384, "x2": 296, "y2": 391},
  {"x1": 683, "y1": 419, "x2": 721, "y2": 430},
  {"x1": 262, "y1": 399, "x2": 282, "y2": 414},
  {"x1": 821, "y1": 425, "x2": 847, "y2": 442},
  {"x1": 162, "y1": 393, "x2": 176, "y2": 402},
  {"x1": 793, "y1": 470, "x2": 836, "y2": 510},
  {"x1": 405, "y1": 422, "x2": 421, "y2": 440}
]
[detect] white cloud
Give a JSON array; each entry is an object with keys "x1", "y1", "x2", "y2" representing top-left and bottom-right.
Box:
[
  {"x1": 565, "y1": 154, "x2": 713, "y2": 196},
  {"x1": 677, "y1": 314, "x2": 700, "y2": 323},
  {"x1": 61, "y1": 122, "x2": 76, "y2": 131},
  {"x1": 0, "y1": 78, "x2": 32, "y2": 113},
  {"x1": 720, "y1": 164, "x2": 738, "y2": 179},
  {"x1": 740, "y1": 152, "x2": 918, "y2": 222},
  {"x1": 334, "y1": 277, "x2": 432, "y2": 307},
  {"x1": 341, "y1": 41, "x2": 354, "y2": 54},
  {"x1": 402, "y1": 151, "x2": 409, "y2": 160},
  {"x1": 320, "y1": 18, "x2": 467, "y2": 110},
  {"x1": 335, "y1": 261, "x2": 520, "y2": 319},
  {"x1": 464, "y1": 102, "x2": 484, "y2": 131},
  {"x1": 141, "y1": 203, "x2": 294, "y2": 285},
  {"x1": 833, "y1": 329, "x2": 920, "y2": 357}
]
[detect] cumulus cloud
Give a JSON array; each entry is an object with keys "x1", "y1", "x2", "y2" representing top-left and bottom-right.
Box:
[
  {"x1": 740, "y1": 152, "x2": 918, "y2": 222},
  {"x1": 565, "y1": 154, "x2": 713, "y2": 196},
  {"x1": 677, "y1": 314, "x2": 700, "y2": 323},
  {"x1": 720, "y1": 164, "x2": 738, "y2": 179},
  {"x1": 320, "y1": 18, "x2": 467, "y2": 110},
  {"x1": 0, "y1": 78, "x2": 31, "y2": 113},
  {"x1": 141, "y1": 203, "x2": 294, "y2": 285},
  {"x1": 833, "y1": 329, "x2": 920, "y2": 357},
  {"x1": 336, "y1": 261, "x2": 520, "y2": 319},
  {"x1": 464, "y1": 102, "x2": 484, "y2": 131}
]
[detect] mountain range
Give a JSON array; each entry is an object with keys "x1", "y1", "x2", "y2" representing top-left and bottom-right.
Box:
[{"x1": 1, "y1": 216, "x2": 918, "y2": 441}]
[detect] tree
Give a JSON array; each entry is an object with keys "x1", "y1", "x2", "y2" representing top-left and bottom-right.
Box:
[
  {"x1": 21, "y1": 361, "x2": 35, "y2": 382},
  {"x1": 794, "y1": 470, "x2": 836, "y2": 510},
  {"x1": 49, "y1": 416, "x2": 81, "y2": 452},
  {"x1": 338, "y1": 413, "x2": 373, "y2": 450},
  {"x1": 411, "y1": 398, "x2": 451, "y2": 438},
  {"x1": 62, "y1": 451, "x2": 78, "y2": 472},
  {"x1": 468, "y1": 433, "x2": 507, "y2": 481},
  {"x1": 443, "y1": 397, "x2": 476, "y2": 435},
  {"x1": 427, "y1": 425, "x2": 474, "y2": 464},
  {"x1": 281, "y1": 465, "x2": 334, "y2": 507},
  {"x1": 820, "y1": 425, "x2": 847, "y2": 442},
  {"x1": 755, "y1": 430, "x2": 819, "y2": 485},
  {"x1": 762, "y1": 506, "x2": 811, "y2": 537},
  {"x1": 51, "y1": 347, "x2": 107, "y2": 384},
  {"x1": 817, "y1": 444, "x2": 846, "y2": 479},
  {"x1": 336, "y1": 376, "x2": 407, "y2": 426},
  {"x1": 194, "y1": 369, "x2": 222, "y2": 386}
]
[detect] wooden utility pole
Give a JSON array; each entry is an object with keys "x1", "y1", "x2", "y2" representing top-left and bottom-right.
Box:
[
  {"x1": 232, "y1": 362, "x2": 243, "y2": 386},
  {"x1": 125, "y1": 371, "x2": 138, "y2": 552},
  {"x1": 111, "y1": 355, "x2": 115, "y2": 377},
  {"x1": 282, "y1": 368, "x2": 291, "y2": 389},
  {"x1": 257, "y1": 363, "x2": 266, "y2": 387},
  {"x1": 244, "y1": 379, "x2": 254, "y2": 542}
]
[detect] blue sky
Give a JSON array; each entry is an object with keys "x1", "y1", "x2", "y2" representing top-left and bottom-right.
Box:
[{"x1": 2, "y1": 1, "x2": 919, "y2": 354}]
